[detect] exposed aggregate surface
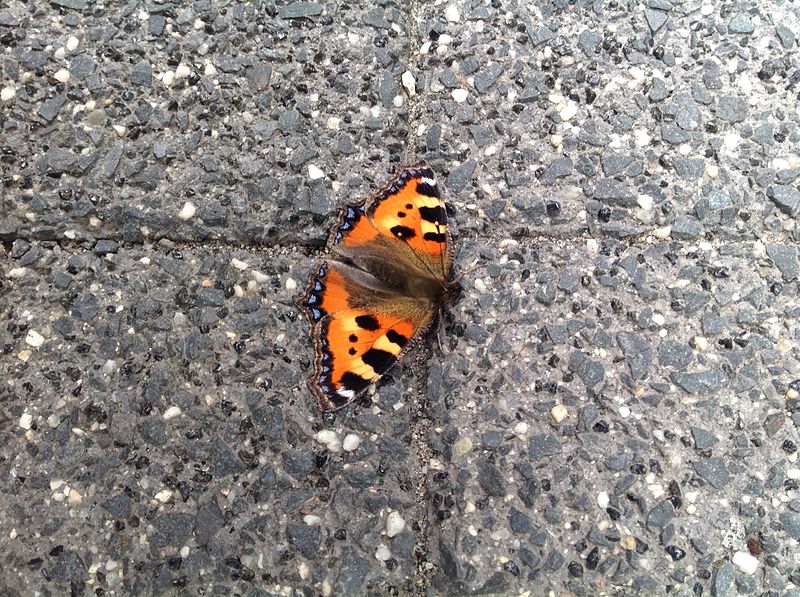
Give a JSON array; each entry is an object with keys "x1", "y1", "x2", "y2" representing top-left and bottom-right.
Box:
[{"x1": 1, "y1": 0, "x2": 800, "y2": 595}]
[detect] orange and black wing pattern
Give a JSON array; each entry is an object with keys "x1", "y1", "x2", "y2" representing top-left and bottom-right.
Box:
[
  {"x1": 329, "y1": 163, "x2": 453, "y2": 282},
  {"x1": 299, "y1": 163, "x2": 454, "y2": 412},
  {"x1": 301, "y1": 261, "x2": 435, "y2": 411}
]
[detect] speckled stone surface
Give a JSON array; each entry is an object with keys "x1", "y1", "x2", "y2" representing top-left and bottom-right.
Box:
[{"x1": 2, "y1": 1, "x2": 800, "y2": 595}]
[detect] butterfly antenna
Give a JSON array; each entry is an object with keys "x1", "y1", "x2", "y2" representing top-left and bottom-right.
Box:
[{"x1": 436, "y1": 313, "x2": 446, "y2": 352}]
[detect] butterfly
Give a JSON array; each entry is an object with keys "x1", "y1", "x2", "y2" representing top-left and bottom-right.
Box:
[{"x1": 298, "y1": 162, "x2": 458, "y2": 412}]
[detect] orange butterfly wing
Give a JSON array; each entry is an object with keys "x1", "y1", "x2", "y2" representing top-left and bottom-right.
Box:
[
  {"x1": 301, "y1": 262, "x2": 435, "y2": 411},
  {"x1": 330, "y1": 163, "x2": 453, "y2": 282},
  {"x1": 299, "y1": 163, "x2": 454, "y2": 412}
]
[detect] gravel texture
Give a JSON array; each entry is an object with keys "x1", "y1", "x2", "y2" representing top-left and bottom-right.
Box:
[{"x1": 2, "y1": 0, "x2": 800, "y2": 595}]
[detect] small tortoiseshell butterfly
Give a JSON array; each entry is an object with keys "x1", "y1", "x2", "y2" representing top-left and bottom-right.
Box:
[{"x1": 299, "y1": 162, "x2": 457, "y2": 411}]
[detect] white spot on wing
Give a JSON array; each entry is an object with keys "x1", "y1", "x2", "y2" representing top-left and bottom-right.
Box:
[
  {"x1": 421, "y1": 177, "x2": 436, "y2": 187},
  {"x1": 337, "y1": 389, "x2": 355, "y2": 400}
]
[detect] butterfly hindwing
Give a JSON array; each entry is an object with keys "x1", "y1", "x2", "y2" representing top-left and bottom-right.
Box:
[{"x1": 301, "y1": 261, "x2": 436, "y2": 411}]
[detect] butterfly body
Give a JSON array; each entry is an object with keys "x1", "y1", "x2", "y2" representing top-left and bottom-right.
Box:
[{"x1": 299, "y1": 163, "x2": 456, "y2": 412}]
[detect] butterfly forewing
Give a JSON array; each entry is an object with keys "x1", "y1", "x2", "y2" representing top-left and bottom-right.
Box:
[{"x1": 365, "y1": 164, "x2": 452, "y2": 282}]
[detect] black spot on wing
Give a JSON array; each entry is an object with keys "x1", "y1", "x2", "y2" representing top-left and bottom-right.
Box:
[
  {"x1": 361, "y1": 348, "x2": 397, "y2": 374},
  {"x1": 355, "y1": 314, "x2": 380, "y2": 331},
  {"x1": 348, "y1": 334, "x2": 358, "y2": 342},
  {"x1": 386, "y1": 329, "x2": 408, "y2": 348},
  {"x1": 339, "y1": 371, "x2": 371, "y2": 395},
  {"x1": 416, "y1": 182, "x2": 440, "y2": 198},
  {"x1": 390, "y1": 225, "x2": 416, "y2": 239},
  {"x1": 419, "y1": 205, "x2": 446, "y2": 225},
  {"x1": 423, "y1": 231, "x2": 447, "y2": 243}
]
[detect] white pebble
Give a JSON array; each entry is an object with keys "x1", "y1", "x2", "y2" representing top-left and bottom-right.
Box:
[
  {"x1": 732, "y1": 551, "x2": 759, "y2": 575},
  {"x1": 54, "y1": 69, "x2": 71, "y2": 83},
  {"x1": 700, "y1": 4, "x2": 714, "y2": 15},
  {"x1": 155, "y1": 489, "x2": 173, "y2": 503},
  {"x1": 438, "y1": 34, "x2": 453, "y2": 46},
  {"x1": 637, "y1": 194, "x2": 654, "y2": 210},
  {"x1": 452, "y1": 88, "x2": 468, "y2": 103},
  {"x1": 303, "y1": 514, "x2": 322, "y2": 526},
  {"x1": 724, "y1": 133, "x2": 740, "y2": 151},
  {"x1": 619, "y1": 405, "x2": 631, "y2": 418},
  {"x1": 514, "y1": 421, "x2": 528, "y2": 436},
  {"x1": 68, "y1": 488, "x2": 82, "y2": 506},
  {"x1": 66, "y1": 36, "x2": 79, "y2": 51},
  {"x1": 550, "y1": 404, "x2": 568, "y2": 423},
  {"x1": 316, "y1": 429, "x2": 337, "y2": 444},
  {"x1": 162, "y1": 406, "x2": 182, "y2": 420},
  {"x1": 204, "y1": 63, "x2": 218, "y2": 76},
  {"x1": 453, "y1": 437, "x2": 473, "y2": 456},
  {"x1": 550, "y1": 134, "x2": 563, "y2": 148},
  {"x1": 374, "y1": 544, "x2": 391, "y2": 561},
  {"x1": 308, "y1": 164, "x2": 325, "y2": 180},
  {"x1": 326, "y1": 117, "x2": 340, "y2": 130},
  {"x1": 772, "y1": 157, "x2": 790, "y2": 170},
  {"x1": 597, "y1": 491, "x2": 610, "y2": 509},
  {"x1": 445, "y1": 4, "x2": 460, "y2": 22},
  {"x1": 25, "y1": 330, "x2": 45, "y2": 348},
  {"x1": 315, "y1": 429, "x2": 342, "y2": 452},
  {"x1": 559, "y1": 100, "x2": 578, "y2": 121},
  {"x1": 473, "y1": 278, "x2": 487, "y2": 293},
  {"x1": 175, "y1": 64, "x2": 191, "y2": 79},
  {"x1": 179, "y1": 202, "x2": 196, "y2": 220},
  {"x1": 1, "y1": 86, "x2": 15, "y2": 101},
  {"x1": 231, "y1": 258, "x2": 249, "y2": 271},
  {"x1": 634, "y1": 128, "x2": 651, "y2": 147},
  {"x1": 285, "y1": 277, "x2": 297, "y2": 291},
  {"x1": 19, "y1": 412, "x2": 33, "y2": 430},
  {"x1": 693, "y1": 335, "x2": 709, "y2": 351},
  {"x1": 652, "y1": 313, "x2": 666, "y2": 326},
  {"x1": 628, "y1": 66, "x2": 645, "y2": 82},
  {"x1": 653, "y1": 225, "x2": 671, "y2": 239},
  {"x1": 342, "y1": 433, "x2": 361, "y2": 452},
  {"x1": 54, "y1": 47, "x2": 65, "y2": 60},
  {"x1": 162, "y1": 70, "x2": 175, "y2": 87},
  {"x1": 401, "y1": 71, "x2": 416, "y2": 96},
  {"x1": 113, "y1": 124, "x2": 127, "y2": 137},
  {"x1": 386, "y1": 511, "x2": 405, "y2": 537}
]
